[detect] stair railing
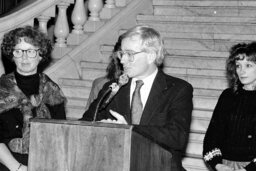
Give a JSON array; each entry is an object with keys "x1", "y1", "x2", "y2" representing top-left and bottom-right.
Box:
[{"x1": 0, "y1": 0, "x2": 129, "y2": 71}]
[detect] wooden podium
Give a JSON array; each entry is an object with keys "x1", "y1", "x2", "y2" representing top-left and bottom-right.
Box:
[{"x1": 28, "y1": 119, "x2": 172, "y2": 171}]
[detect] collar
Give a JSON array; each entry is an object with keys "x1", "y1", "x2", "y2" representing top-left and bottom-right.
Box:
[{"x1": 131, "y1": 68, "x2": 158, "y2": 85}]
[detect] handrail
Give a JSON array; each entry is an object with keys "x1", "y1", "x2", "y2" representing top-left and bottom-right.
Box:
[
  {"x1": 0, "y1": 0, "x2": 60, "y2": 38},
  {"x1": 0, "y1": 0, "x2": 38, "y2": 17}
]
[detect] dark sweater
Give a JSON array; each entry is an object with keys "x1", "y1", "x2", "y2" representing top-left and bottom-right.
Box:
[{"x1": 203, "y1": 88, "x2": 256, "y2": 171}]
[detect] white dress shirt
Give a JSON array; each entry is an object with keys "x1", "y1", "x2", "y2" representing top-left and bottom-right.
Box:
[{"x1": 130, "y1": 68, "x2": 158, "y2": 109}]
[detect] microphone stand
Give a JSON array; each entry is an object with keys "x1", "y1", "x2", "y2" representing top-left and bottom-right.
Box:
[
  {"x1": 92, "y1": 88, "x2": 111, "y2": 122},
  {"x1": 92, "y1": 74, "x2": 129, "y2": 122}
]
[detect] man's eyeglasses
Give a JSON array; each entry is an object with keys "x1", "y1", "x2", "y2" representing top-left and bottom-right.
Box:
[
  {"x1": 116, "y1": 51, "x2": 145, "y2": 62},
  {"x1": 13, "y1": 49, "x2": 40, "y2": 58}
]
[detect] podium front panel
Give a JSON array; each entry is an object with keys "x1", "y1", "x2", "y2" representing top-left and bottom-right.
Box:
[{"x1": 28, "y1": 119, "x2": 132, "y2": 171}]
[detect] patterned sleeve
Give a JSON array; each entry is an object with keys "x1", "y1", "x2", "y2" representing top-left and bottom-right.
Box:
[
  {"x1": 0, "y1": 118, "x2": 3, "y2": 143},
  {"x1": 203, "y1": 90, "x2": 229, "y2": 170},
  {"x1": 41, "y1": 74, "x2": 66, "y2": 118}
]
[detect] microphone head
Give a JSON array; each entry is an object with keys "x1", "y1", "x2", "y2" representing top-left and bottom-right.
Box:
[{"x1": 118, "y1": 74, "x2": 129, "y2": 86}]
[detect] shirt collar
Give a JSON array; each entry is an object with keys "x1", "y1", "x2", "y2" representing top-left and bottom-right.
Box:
[{"x1": 131, "y1": 68, "x2": 158, "y2": 85}]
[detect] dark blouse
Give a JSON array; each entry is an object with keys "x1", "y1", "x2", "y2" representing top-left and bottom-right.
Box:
[{"x1": 203, "y1": 88, "x2": 256, "y2": 171}]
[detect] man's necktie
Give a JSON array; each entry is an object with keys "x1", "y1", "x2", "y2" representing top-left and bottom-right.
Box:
[{"x1": 131, "y1": 80, "x2": 144, "y2": 124}]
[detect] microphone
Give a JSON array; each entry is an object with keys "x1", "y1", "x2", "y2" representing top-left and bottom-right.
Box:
[
  {"x1": 100, "y1": 74, "x2": 129, "y2": 110},
  {"x1": 92, "y1": 74, "x2": 129, "y2": 122}
]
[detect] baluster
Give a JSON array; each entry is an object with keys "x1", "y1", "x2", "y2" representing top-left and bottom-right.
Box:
[
  {"x1": 100, "y1": 0, "x2": 119, "y2": 19},
  {"x1": 105, "y1": 0, "x2": 115, "y2": 8},
  {"x1": 88, "y1": 0, "x2": 103, "y2": 21},
  {"x1": 52, "y1": 1, "x2": 72, "y2": 59},
  {"x1": 67, "y1": 0, "x2": 88, "y2": 45},
  {"x1": 84, "y1": 0, "x2": 104, "y2": 32},
  {"x1": 37, "y1": 15, "x2": 50, "y2": 35},
  {"x1": 115, "y1": 0, "x2": 128, "y2": 7}
]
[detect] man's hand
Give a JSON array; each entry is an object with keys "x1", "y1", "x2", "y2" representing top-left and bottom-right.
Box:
[
  {"x1": 99, "y1": 110, "x2": 128, "y2": 124},
  {"x1": 215, "y1": 164, "x2": 234, "y2": 171}
]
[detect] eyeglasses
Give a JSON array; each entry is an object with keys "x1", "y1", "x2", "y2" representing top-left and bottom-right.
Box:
[
  {"x1": 13, "y1": 49, "x2": 40, "y2": 58},
  {"x1": 116, "y1": 50, "x2": 145, "y2": 62}
]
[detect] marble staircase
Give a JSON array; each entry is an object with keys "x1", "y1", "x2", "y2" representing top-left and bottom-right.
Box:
[{"x1": 57, "y1": 0, "x2": 256, "y2": 170}]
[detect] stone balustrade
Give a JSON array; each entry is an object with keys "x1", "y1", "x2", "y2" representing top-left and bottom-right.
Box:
[{"x1": 0, "y1": 0, "x2": 128, "y2": 73}]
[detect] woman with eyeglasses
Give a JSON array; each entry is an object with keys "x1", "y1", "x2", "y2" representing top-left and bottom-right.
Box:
[{"x1": 0, "y1": 26, "x2": 66, "y2": 171}]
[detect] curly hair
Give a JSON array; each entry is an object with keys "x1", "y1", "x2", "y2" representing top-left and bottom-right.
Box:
[
  {"x1": 106, "y1": 35, "x2": 123, "y2": 80},
  {"x1": 226, "y1": 42, "x2": 256, "y2": 92},
  {"x1": 1, "y1": 25, "x2": 52, "y2": 63}
]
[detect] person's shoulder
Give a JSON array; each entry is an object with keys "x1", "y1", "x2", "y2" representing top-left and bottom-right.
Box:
[
  {"x1": 220, "y1": 88, "x2": 235, "y2": 97},
  {"x1": 0, "y1": 72, "x2": 15, "y2": 86},
  {"x1": 92, "y1": 77, "x2": 109, "y2": 87},
  {"x1": 39, "y1": 73, "x2": 60, "y2": 87}
]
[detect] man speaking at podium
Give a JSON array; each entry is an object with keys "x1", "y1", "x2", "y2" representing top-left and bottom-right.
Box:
[{"x1": 80, "y1": 25, "x2": 193, "y2": 171}]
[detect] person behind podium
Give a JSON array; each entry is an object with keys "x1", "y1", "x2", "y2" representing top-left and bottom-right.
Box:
[
  {"x1": 85, "y1": 35, "x2": 123, "y2": 111},
  {"x1": 0, "y1": 26, "x2": 66, "y2": 171},
  {"x1": 80, "y1": 25, "x2": 193, "y2": 171}
]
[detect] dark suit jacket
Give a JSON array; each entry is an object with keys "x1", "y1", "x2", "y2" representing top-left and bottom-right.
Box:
[{"x1": 81, "y1": 70, "x2": 193, "y2": 171}]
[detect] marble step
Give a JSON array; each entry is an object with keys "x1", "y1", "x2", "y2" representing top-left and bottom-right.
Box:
[
  {"x1": 160, "y1": 32, "x2": 256, "y2": 42},
  {"x1": 191, "y1": 109, "x2": 212, "y2": 133},
  {"x1": 164, "y1": 67, "x2": 226, "y2": 77},
  {"x1": 179, "y1": 75, "x2": 228, "y2": 90},
  {"x1": 61, "y1": 85, "x2": 91, "y2": 99},
  {"x1": 101, "y1": 45, "x2": 230, "y2": 60},
  {"x1": 137, "y1": 21, "x2": 256, "y2": 35},
  {"x1": 153, "y1": 0, "x2": 256, "y2": 7},
  {"x1": 164, "y1": 56, "x2": 226, "y2": 70},
  {"x1": 80, "y1": 61, "x2": 229, "y2": 89},
  {"x1": 182, "y1": 157, "x2": 208, "y2": 171},
  {"x1": 154, "y1": 6, "x2": 256, "y2": 18},
  {"x1": 166, "y1": 49, "x2": 228, "y2": 58},
  {"x1": 66, "y1": 96, "x2": 87, "y2": 108},
  {"x1": 183, "y1": 133, "x2": 208, "y2": 170},
  {"x1": 66, "y1": 104, "x2": 86, "y2": 119},
  {"x1": 80, "y1": 66, "x2": 228, "y2": 90},
  {"x1": 194, "y1": 95, "x2": 217, "y2": 111},
  {"x1": 186, "y1": 132, "x2": 204, "y2": 157},
  {"x1": 101, "y1": 44, "x2": 230, "y2": 59},
  {"x1": 81, "y1": 58, "x2": 228, "y2": 76},
  {"x1": 59, "y1": 78, "x2": 93, "y2": 87},
  {"x1": 138, "y1": 14, "x2": 256, "y2": 23},
  {"x1": 163, "y1": 38, "x2": 237, "y2": 52}
]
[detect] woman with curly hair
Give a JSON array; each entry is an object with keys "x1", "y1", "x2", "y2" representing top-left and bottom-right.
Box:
[
  {"x1": 0, "y1": 26, "x2": 66, "y2": 171},
  {"x1": 203, "y1": 42, "x2": 256, "y2": 171}
]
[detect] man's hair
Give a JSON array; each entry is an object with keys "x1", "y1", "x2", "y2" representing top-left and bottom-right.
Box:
[
  {"x1": 226, "y1": 41, "x2": 256, "y2": 92},
  {"x1": 121, "y1": 25, "x2": 166, "y2": 66}
]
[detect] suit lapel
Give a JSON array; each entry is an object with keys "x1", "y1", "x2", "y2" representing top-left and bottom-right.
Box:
[
  {"x1": 140, "y1": 71, "x2": 169, "y2": 124},
  {"x1": 115, "y1": 79, "x2": 132, "y2": 124}
]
